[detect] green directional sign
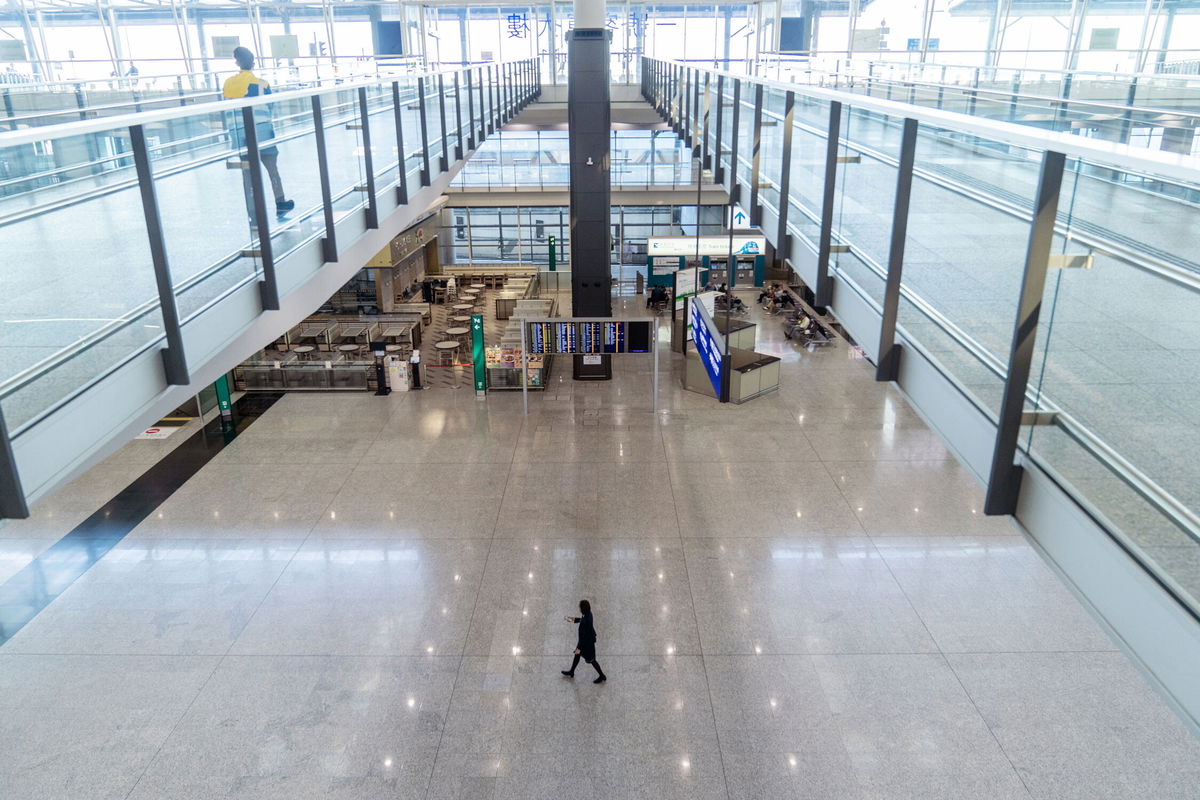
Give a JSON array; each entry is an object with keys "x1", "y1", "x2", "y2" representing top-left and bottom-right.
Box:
[
  {"x1": 214, "y1": 374, "x2": 232, "y2": 413},
  {"x1": 471, "y1": 314, "x2": 486, "y2": 392},
  {"x1": 548, "y1": 235, "x2": 557, "y2": 271}
]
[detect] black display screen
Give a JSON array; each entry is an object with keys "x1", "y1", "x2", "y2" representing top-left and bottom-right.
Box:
[{"x1": 626, "y1": 321, "x2": 651, "y2": 353}]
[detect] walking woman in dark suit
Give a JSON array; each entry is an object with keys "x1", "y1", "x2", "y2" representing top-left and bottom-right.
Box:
[{"x1": 561, "y1": 599, "x2": 607, "y2": 683}]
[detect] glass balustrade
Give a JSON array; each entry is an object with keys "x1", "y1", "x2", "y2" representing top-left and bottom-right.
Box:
[
  {"x1": 0, "y1": 61, "x2": 537, "y2": 443},
  {"x1": 646, "y1": 57, "x2": 1200, "y2": 623}
]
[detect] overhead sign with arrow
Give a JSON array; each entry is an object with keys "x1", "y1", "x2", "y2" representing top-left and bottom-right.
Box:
[{"x1": 727, "y1": 203, "x2": 753, "y2": 230}]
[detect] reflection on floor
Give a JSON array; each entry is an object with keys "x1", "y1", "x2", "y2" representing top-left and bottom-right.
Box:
[{"x1": 0, "y1": 294, "x2": 1198, "y2": 800}]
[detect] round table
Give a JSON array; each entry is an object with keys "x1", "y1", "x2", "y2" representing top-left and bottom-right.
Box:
[
  {"x1": 445, "y1": 326, "x2": 470, "y2": 344},
  {"x1": 452, "y1": 303, "x2": 473, "y2": 312},
  {"x1": 337, "y1": 343, "x2": 360, "y2": 352},
  {"x1": 469, "y1": 283, "x2": 486, "y2": 290},
  {"x1": 384, "y1": 344, "x2": 404, "y2": 353},
  {"x1": 451, "y1": 315, "x2": 473, "y2": 325},
  {"x1": 459, "y1": 292, "x2": 478, "y2": 299},
  {"x1": 434, "y1": 340, "x2": 460, "y2": 364},
  {"x1": 292, "y1": 345, "x2": 315, "y2": 358}
]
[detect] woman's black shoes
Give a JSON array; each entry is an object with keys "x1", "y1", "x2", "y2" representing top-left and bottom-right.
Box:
[
  {"x1": 561, "y1": 671, "x2": 573, "y2": 678},
  {"x1": 593, "y1": 676, "x2": 606, "y2": 683}
]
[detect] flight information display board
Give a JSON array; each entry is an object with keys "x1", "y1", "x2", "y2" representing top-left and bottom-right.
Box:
[
  {"x1": 580, "y1": 322, "x2": 603, "y2": 354},
  {"x1": 525, "y1": 320, "x2": 653, "y2": 355},
  {"x1": 528, "y1": 322, "x2": 553, "y2": 354},
  {"x1": 603, "y1": 322, "x2": 625, "y2": 353},
  {"x1": 555, "y1": 322, "x2": 576, "y2": 354}
]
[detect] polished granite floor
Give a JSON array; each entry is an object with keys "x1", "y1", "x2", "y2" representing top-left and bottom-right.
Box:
[{"x1": 1, "y1": 297, "x2": 1198, "y2": 800}]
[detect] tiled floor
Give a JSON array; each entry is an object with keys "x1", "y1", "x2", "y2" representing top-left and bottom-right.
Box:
[{"x1": 1, "y1": 295, "x2": 1198, "y2": 799}]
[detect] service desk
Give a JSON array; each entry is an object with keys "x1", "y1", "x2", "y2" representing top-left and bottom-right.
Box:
[
  {"x1": 728, "y1": 348, "x2": 780, "y2": 403},
  {"x1": 714, "y1": 317, "x2": 757, "y2": 350}
]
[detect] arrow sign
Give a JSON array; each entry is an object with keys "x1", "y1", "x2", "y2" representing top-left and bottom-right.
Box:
[{"x1": 727, "y1": 203, "x2": 753, "y2": 230}]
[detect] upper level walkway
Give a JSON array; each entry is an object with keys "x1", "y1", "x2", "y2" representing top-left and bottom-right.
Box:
[{"x1": 0, "y1": 58, "x2": 539, "y2": 515}]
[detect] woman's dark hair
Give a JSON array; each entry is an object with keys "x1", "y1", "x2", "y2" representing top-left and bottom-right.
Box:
[{"x1": 579, "y1": 599, "x2": 591, "y2": 615}]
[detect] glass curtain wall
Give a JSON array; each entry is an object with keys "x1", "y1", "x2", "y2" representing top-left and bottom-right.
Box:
[
  {"x1": 805, "y1": 0, "x2": 1200, "y2": 72},
  {"x1": 0, "y1": 1, "x2": 770, "y2": 86},
  {"x1": 444, "y1": 203, "x2": 725, "y2": 281}
]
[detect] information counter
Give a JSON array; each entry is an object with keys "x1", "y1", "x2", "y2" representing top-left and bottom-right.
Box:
[
  {"x1": 714, "y1": 317, "x2": 757, "y2": 350},
  {"x1": 727, "y1": 348, "x2": 780, "y2": 403}
]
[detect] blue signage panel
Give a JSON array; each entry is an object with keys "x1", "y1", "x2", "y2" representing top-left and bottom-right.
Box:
[{"x1": 689, "y1": 299, "x2": 723, "y2": 396}]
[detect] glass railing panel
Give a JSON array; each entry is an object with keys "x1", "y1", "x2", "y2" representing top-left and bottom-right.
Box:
[
  {"x1": 152, "y1": 103, "x2": 264, "y2": 321},
  {"x1": 0, "y1": 123, "x2": 162, "y2": 431},
  {"x1": 1025, "y1": 160, "x2": 1200, "y2": 613},
  {"x1": 788, "y1": 96, "x2": 829, "y2": 221},
  {"x1": 830, "y1": 106, "x2": 899, "y2": 279},
  {"x1": 393, "y1": 79, "x2": 423, "y2": 182},
  {"x1": 735, "y1": 93, "x2": 756, "y2": 188},
  {"x1": 424, "y1": 83, "x2": 445, "y2": 173},
  {"x1": 365, "y1": 84, "x2": 399, "y2": 184},
  {"x1": 895, "y1": 122, "x2": 1038, "y2": 416},
  {"x1": 759, "y1": 87, "x2": 787, "y2": 209},
  {"x1": 323, "y1": 89, "x2": 369, "y2": 223}
]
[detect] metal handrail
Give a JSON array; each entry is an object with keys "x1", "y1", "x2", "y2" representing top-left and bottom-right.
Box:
[
  {"x1": 3, "y1": 90, "x2": 220, "y2": 127},
  {"x1": 838, "y1": 74, "x2": 1200, "y2": 124},
  {"x1": 657, "y1": 58, "x2": 1200, "y2": 184},
  {"x1": 0, "y1": 59, "x2": 525, "y2": 149},
  {"x1": 755, "y1": 52, "x2": 1200, "y2": 85}
]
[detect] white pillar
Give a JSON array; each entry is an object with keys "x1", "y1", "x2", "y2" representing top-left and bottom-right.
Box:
[{"x1": 574, "y1": 0, "x2": 604, "y2": 30}]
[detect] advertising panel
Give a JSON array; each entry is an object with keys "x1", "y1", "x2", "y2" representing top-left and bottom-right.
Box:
[
  {"x1": 647, "y1": 235, "x2": 766, "y2": 257},
  {"x1": 689, "y1": 299, "x2": 725, "y2": 396}
]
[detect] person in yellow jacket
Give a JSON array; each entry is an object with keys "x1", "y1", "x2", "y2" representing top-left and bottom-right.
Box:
[{"x1": 224, "y1": 47, "x2": 294, "y2": 216}]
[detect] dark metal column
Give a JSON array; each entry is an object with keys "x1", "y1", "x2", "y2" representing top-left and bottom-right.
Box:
[
  {"x1": 567, "y1": 21, "x2": 613, "y2": 379},
  {"x1": 749, "y1": 83, "x2": 764, "y2": 227},
  {"x1": 130, "y1": 123, "x2": 190, "y2": 386},
  {"x1": 775, "y1": 90, "x2": 795, "y2": 264},
  {"x1": 312, "y1": 95, "x2": 339, "y2": 260},
  {"x1": 814, "y1": 100, "x2": 842, "y2": 308},
  {"x1": 984, "y1": 150, "x2": 1066, "y2": 516},
  {"x1": 453, "y1": 72, "x2": 464, "y2": 160},
  {"x1": 488, "y1": 65, "x2": 497, "y2": 134},
  {"x1": 700, "y1": 72, "x2": 711, "y2": 169},
  {"x1": 392, "y1": 82, "x2": 409, "y2": 205},
  {"x1": 727, "y1": 78, "x2": 742, "y2": 201},
  {"x1": 241, "y1": 106, "x2": 279, "y2": 311},
  {"x1": 417, "y1": 76, "x2": 431, "y2": 186},
  {"x1": 472, "y1": 67, "x2": 482, "y2": 140},
  {"x1": 691, "y1": 68, "x2": 701, "y2": 151},
  {"x1": 357, "y1": 87, "x2": 379, "y2": 230},
  {"x1": 437, "y1": 74, "x2": 450, "y2": 172},
  {"x1": 713, "y1": 74, "x2": 725, "y2": 183},
  {"x1": 466, "y1": 69, "x2": 477, "y2": 150},
  {"x1": 875, "y1": 118, "x2": 919, "y2": 382},
  {"x1": 0, "y1": 409, "x2": 27, "y2": 518}
]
